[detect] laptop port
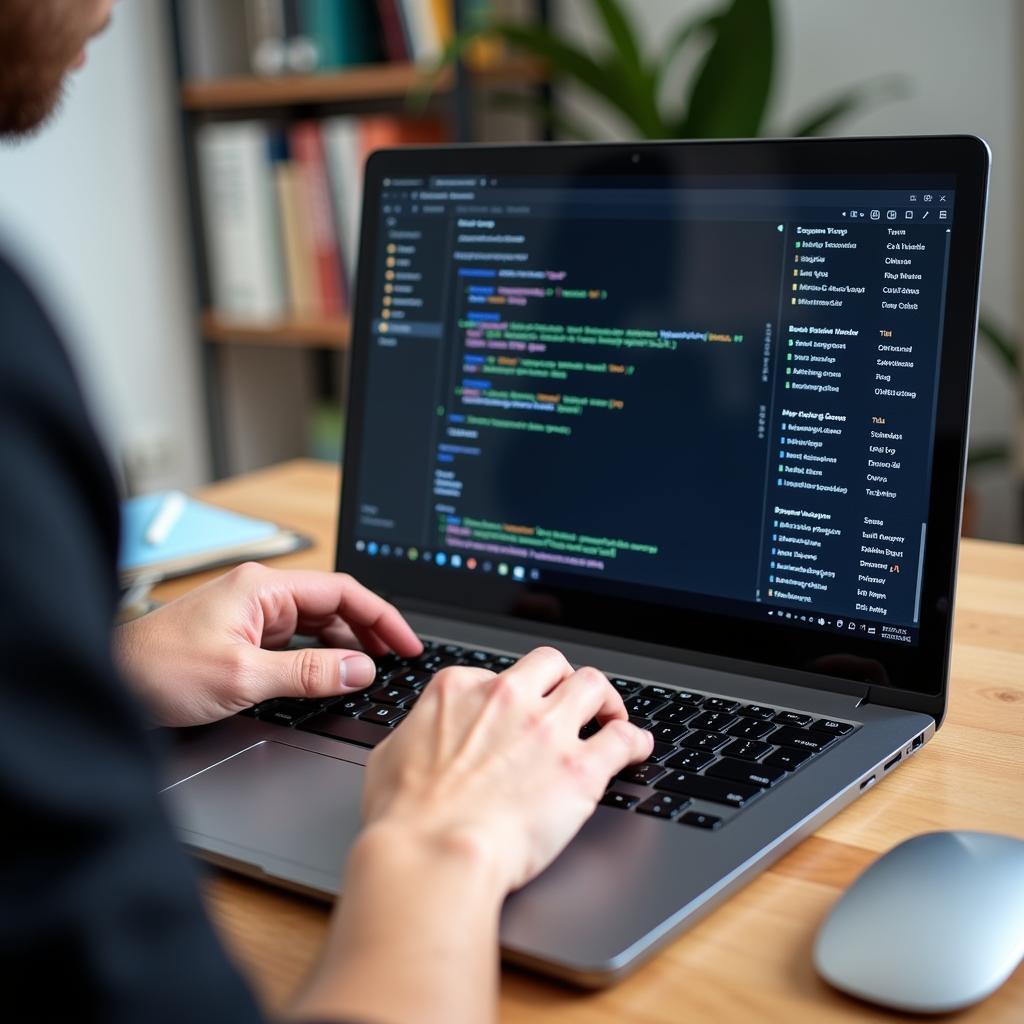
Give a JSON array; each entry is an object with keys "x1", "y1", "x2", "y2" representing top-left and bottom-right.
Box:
[
  {"x1": 859, "y1": 775, "x2": 876, "y2": 790},
  {"x1": 883, "y1": 752, "x2": 902, "y2": 771},
  {"x1": 912, "y1": 733, "x2": 924, "y2": 750}
]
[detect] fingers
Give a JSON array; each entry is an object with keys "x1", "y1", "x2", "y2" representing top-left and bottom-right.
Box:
[
  {"x1": 257, "y1": 568, "x2": 422, "y2": 657},
  {"x1": 546, "y1": 666, "x2": 627, "y2": 726},
  {"x1": 583, "y1": 719, "x2": 653, "y2": 778},
  {"x1": 491, "y1": 646, "x2": 575, "y2": 698},
  {"x1": 243, "y1": 644, "x2": 377, "y2": 704}
]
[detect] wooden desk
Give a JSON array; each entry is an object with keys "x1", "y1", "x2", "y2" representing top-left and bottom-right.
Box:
[{"x1": 156, "y1": 459, "x2": 1024, "y2": 1022}]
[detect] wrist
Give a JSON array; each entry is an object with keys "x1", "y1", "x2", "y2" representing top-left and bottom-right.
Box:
[{"x1": 351, "y1": 817, "x2": 511, "y2": 902}]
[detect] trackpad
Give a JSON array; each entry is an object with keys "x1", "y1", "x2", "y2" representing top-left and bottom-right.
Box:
[{"x1": 164, "y1": 740, "x2": 366, "y2": 892}]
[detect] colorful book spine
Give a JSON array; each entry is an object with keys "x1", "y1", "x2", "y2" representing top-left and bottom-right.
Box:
[
  {"x1": 273, "y1": 146, "x2": 321, "y2": 319},
  {"x1": 375, "y1": 0, "x2": 410, "y2": 62},
  {"x1": 290, "y1": 122, "x2": 346, "y2": 315}
]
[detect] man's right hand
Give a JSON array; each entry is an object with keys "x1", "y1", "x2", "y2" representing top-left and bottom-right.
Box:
[{"x1": 361, "y1": 646, "x2": 654, "y2": 893}]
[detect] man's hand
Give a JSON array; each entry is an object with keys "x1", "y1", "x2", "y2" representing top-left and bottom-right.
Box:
[
  {"x1": 362, "y1": 646, "x2": 654, "y2": 893},
  {"x1": 290, "y1": 648, "x2": 652, "y2": 1024},
  {"x1": 114, "y1": 562, "x2": 422, "y2": 727}
]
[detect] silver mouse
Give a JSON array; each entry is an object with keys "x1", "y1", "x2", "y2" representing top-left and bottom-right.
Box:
[{"x1": 814, "y1": 831, "x2": 1024, "y2": 1014}]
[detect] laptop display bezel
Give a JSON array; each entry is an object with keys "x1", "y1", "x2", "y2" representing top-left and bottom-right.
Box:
[{"x1": 336, "y1": 136, "x2": 989, "y2": 724}]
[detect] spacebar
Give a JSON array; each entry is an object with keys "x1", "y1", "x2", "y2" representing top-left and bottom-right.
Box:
[{"x1": 297, "y1": 713, "x2": 392, "y2": 749}]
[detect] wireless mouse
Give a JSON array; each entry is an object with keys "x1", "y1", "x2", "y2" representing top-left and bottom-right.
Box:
[{"x1": 814, "y1": 831, "x2": 1024, "y2": 1014}]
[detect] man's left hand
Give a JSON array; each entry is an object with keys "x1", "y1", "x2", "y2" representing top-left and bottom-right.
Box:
[{"x1": 114, "y1": 562, "x2": 422, "y2": 727}]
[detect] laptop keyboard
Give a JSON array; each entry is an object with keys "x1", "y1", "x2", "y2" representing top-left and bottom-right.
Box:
[{"x1": 240, "y1": 638, "x2": 859, "y2": 831}]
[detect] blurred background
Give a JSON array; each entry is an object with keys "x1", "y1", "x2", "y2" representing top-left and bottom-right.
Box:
[{"x1": 0, "y1": 0, "x2": 1019, "y2": 542}]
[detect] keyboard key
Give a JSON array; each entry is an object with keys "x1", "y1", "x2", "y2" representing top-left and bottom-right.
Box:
[
  {"x1": 736, "y1": 704, "x2": 778, "y2": 721},
  {"x1": 579, "y1": 719, "x2": 600, "y2": 739},
  {"x1": 680, "y1": 811, "x2": 722, "y2": 830},
  {"x1": 600, "y1": 790, "x2": 640, "y2": 810},
  {"x1": 493, "y1": 655, "x2": 517, "y2": 669},
  {"x1": 467, "y1": 649, "x2": 495, "y2": 664},
  {"x1": 629, "y1": 716, "x2": 656, "y2": 731},
  {"x1": 702, "y1": 697, "x2": 739, "y2": 713},
  {"x1": 768, "y1": 726, "x2": 836, "y2": 754},
  {"x1": 327, "y1": 695, "x2": 372, "y2": 717},
  {"x1": 720, "y1": 738, "x2": 774, "y2": 761},
  {"x1": 369, "y1": 684, "x2": 417, "y2": 707},
  {"x1": 611, "y1": 677, "x2": 641, "y2": 696},
  {"x1": 616, "y1": 763, "x2": 668, "y2": 786},
  {"x1": 298, "y1": 713, "x2": 392, "y2": 748},
  {"x1": 763, "y1": 747, "x2": 812, "y2": 771},
  {"x1": 689, "y1": 711, "x2": 738, "y2": 732},
  {"x1": 639, "y1": 685, "x2": 679, "y2": 703},
  {"x1": 361, "y1": 703, "x2": 407, "y2": 727},
  {"x1": 262, "y1": 703, "x2": 318, "y2": 727},
  {"x1": 706, "y1": 757, "x2": 786, "y2": 789},
  {"x1": 665, "y1": 747, "x2": 716, "y2": 772},
  {"x1": 653, "y1": 705, "x2": 699, "y2": 726},
  {"x1": 726, "y1": 718, "x2": 775, "y2": 740},
  {"x1": 656, "y1": 771, "x2": 760, "y2": 808},
  {"x1": 637, "y1": 793, "x2": 690, "y2": 819},
  {"x1": 624, "y1": 695, "x2": 670, "y2": 718},
  {"x1": 390, "y1": 670, "x2": 432, "y2": 690},
  {"x1": 650, "y1": 723, "x2": 689, "y2": 744},
  {"x1": 813, "y1": 718, "x2": 854, "y2": 736},
  {"x1": 679, "y1": 729, "x2": 731, "y2": 752},
  {"x1": 776, "y1": 711, "x2": 814, "y2": 727},
  {"x1": 645, "y1": 741, "x2": 677, "y2": 764},
  {"x1": 441, "y1": 643, "x2": 464, "y2": 656},
  {"x1": 670, "y1": 690, "x2": 705, "y2": 706}
]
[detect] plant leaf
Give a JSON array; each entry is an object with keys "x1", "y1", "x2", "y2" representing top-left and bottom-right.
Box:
[
  {"x1": 487, "y1": 21, "x2": 659, "y2": 138},
  {"x1": 789, "y1": 75, "x2": 909, "y2": 137},
  {"x1": 977, "y1": 315, "x2": 1020, "y2": 377},
  {"x1": 590, "y1": 0, "x2": 644, "y2": 73},
  {"x1": 658, "y1": 8, "x2": 724, "y2": 79},
  {"x1": 677, "y1": 0, "x2": 774, "y2": 138}
]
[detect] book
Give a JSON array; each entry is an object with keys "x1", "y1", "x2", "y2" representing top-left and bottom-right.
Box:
[
  {"x1": 119, "y1": 493, "x2": 310, "y2": 585},
  {"x1": 375, "y1": 0, "x2": 411, "y2": 62},
  {"x1": 283, "y1": 0, "x2": 319, "y2": 73},
  {"x1": 290, "y1": 122, "x2": 346, "y2": 316},
  {"x1": 321, "y1": 115, "x2": 364, "y2": 290},
  {"x1": 275, "y1": 158, "x2": 322, "y2": 318},
  {"x1": 177, "y1": 0, "x2": 250, "y2": 80},
  {"x1": 302, "y1": 0, "x2": 380, "y2": 69},
  {"x1": 196, "y1": 121, "x2": 286, "y2": 322},
  {"x1": 399, "y1": 0, "x2": 443, "y2": 64},
  {"x1": 322, "y1": 115, "x2": 447, "y2": 290},
  {"x1": 245, "y1": 0, "x2": 288, "y2": 76}
]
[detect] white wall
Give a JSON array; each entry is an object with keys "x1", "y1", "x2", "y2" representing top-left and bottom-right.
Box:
[
  {"x1": 557, "y1": 0, "x2": 1022, "y2": 541},
  {"x1": 0, "y1": 2, "x2": 207, "y2": 491}
]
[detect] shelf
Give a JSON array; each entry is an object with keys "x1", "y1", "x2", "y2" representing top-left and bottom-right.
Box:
[
  {"x1": 202, "y1": 313, "x2": 350, "y2": 350},
  {"x1": 180, "y1": 57, "x2": 546, "y2": 112}
]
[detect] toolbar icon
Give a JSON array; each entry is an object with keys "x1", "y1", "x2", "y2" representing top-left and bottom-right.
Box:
[
  {"x1": 870, "y1": 209, "x2": 880, "y2": 220},
  {"x1": 886, "y1": 210, "x2": 897, "y2": 220}
]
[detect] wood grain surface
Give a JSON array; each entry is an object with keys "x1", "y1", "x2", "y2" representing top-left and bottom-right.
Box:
[{"x1": 155, "y1": 460, "x2": 1024, "y2": 1022}]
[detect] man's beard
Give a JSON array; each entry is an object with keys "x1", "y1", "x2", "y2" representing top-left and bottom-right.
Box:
[{"x1": 0, "y1": 77, "x2": 66, "y2": 140}]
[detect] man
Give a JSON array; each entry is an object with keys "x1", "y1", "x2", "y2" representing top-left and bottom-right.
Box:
[{"x1": 0, "y1": 4, "x2": 652, "y2": 1022}]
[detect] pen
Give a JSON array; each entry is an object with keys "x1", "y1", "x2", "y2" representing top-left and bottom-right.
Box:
[{"x1": 144, "y1": 491, "x2": 187, "y2": 546}]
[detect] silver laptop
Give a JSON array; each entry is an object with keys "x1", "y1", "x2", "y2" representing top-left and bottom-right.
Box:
[{"x1": 163, "y1": 136, "x2": 989, "y2": 985}]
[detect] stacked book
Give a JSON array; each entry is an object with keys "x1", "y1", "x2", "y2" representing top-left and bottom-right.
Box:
[
  {"x1": 196, "y1": 116, "x2": 444, "y2": 324},
  {"x1": 178, "y1": 0, "x2": 481, "y2": 78}
]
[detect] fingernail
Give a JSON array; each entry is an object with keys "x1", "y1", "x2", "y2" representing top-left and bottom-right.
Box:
[{"x1": 339, "y1": 654, "x2": 376, "y2": 691}]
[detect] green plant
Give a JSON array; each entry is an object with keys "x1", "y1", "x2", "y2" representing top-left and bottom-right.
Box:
[{"x1": 451, "y1": 0, "x2": 907, "y2": 140}]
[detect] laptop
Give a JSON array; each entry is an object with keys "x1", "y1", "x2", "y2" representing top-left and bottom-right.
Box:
[{"x1": 163, "y1": 136, "x2": 989, "y2": 985}]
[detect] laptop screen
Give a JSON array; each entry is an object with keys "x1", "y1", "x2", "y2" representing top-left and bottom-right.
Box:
[{"x1": 339, "y1": 141, "x2": 987, "y2": 698}]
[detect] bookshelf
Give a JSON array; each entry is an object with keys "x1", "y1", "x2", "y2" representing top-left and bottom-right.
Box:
[
  {"x1": 180, "y1": 56, "x2": 547, "y2": 111},
  {"x1": 168, "y1": 1, "x2": 551, "y2": 479}
]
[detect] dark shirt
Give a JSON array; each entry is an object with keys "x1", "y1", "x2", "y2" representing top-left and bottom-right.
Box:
[{"x1": 0, "y1": 253, "x2": 265, "y2": 1021}]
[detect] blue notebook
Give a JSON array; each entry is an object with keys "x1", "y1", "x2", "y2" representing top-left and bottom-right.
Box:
[{"x1": 119, "y1": 492, "x2": 309, "y2": 583}]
